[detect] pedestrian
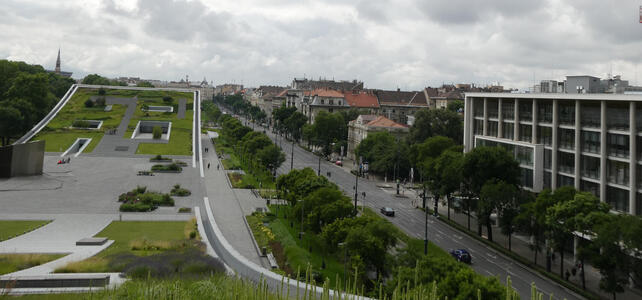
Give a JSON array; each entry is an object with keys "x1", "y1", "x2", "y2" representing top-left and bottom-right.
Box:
[
  {"x1": 565, "y1": 270, "x2": 570, "y2": 281},
  {"x1": 217, "y1": 164, "x2": 220, "y2": 170},
  {"x1": 551, "y1": 252, "x2": 555, "y2": 262},
  {"x1": 207, "y1": 163, "x2": 210, "y2": 169}
]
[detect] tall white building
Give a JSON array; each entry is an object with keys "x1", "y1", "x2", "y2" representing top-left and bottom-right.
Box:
[{"x1": 464, "y1": 92, "x2": 642, "y2": 216}]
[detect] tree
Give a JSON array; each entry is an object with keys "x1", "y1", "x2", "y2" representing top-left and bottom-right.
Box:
[
  {"x1": 344, "y1": 216, "x2": 397, "y2": 279},
  {"x1": 547, "y1": 191, "x2": 609, "y2": 285},
  {"x1": 409, "y1": 108, "x2": 463, "y2": 145},
  {"x1": 136, "y1": 81, "x2": 154, "y2": 88},
  {"x1": 294, "y1": 187, "x2": 353, "y2": 233},
  {"x1": 433, "y1": 149, "x2": 463, "y2": 220},
  {"x1": 312, "y1": 111, "x2": 345, "y2": 156},
  {"x1": 0, "y1": 105, "x2": 24, "y2": 146},
  {"x1": 479, "y1": 180, "x2": 517, "y2": 242},
  {"x1": 302, "y1": 123, "x2": 316, "y2": 147},
  {"x1": 276, "y1": 168, "x2": 335, "y2": 206},
  {"x1": 447, "y1": 100, "x2": 464, "y2": 113},
  {"x1": 258, "y1": 144, "x2": 285, "y2": 175},
  {"x1": 462, "y1": 146, "x2": 520, "y2": 237},
  {"x1": 284, "y1": 111, "x2": 307, "y2": 141},
  {"x1": 586, "y1": 214, "x2": 631, "y2": 300}
]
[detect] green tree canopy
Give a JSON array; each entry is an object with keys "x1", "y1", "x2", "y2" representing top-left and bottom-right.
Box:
[{"x1": 409, "y1": 108, "x2": 463, "y2": 145}]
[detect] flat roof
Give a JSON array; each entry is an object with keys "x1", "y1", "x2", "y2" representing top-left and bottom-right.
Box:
[{"x1": 465, "y1": 92, "x2": 642, "y2": 102}]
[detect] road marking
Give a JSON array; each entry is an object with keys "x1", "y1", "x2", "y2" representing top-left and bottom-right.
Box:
[
  {"x1": 453, "y1": 234, "x2": 463, "y2": 240},
  {"x1": 486, "y1": 253, "x2": 497, "y2": 259},
  {"x1": 485, "y1": 270, "x2": 494, "y2": 276}
]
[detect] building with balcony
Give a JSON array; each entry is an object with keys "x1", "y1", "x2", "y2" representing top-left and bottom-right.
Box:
[{"x1": 464, "y1": 93, "x2": 642, "y2": 215}]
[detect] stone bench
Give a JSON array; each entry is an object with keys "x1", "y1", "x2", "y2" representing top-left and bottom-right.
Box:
[
  {"x1": 0, "y1": 274, "x2": 110, "y2": 288},
  {"x1": 266, "y1": 253, "x2": 278, "y2": 269},
  {"x1": 76, "y1": 237, "x2": 108, "y2": 246}
]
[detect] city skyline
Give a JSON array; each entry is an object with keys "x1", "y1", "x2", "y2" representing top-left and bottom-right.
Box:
[{"x1": 1, "y1": 0, "x2": 641, "y2": 90}]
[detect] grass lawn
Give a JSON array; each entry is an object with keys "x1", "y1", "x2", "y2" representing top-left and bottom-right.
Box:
[
  {"x1": 132, "y1": 94, "x2": 194, "y2": 156},
  {"x1": 0, "y1": 220, "x2": 51, "y2": 242},
  {"x1": 34, "y1": 131, "x2": 104, "y2": 153},
  {"x1": 0, "y1": 254, "x2": 67, "y2": 275},
  {"x1": 55, "y1": 220, "x2": 199, "y2": 273}
]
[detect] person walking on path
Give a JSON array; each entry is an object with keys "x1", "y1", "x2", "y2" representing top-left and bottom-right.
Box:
[{"x1": 207, "y1": 162, "x2": 210, "y2": 169}]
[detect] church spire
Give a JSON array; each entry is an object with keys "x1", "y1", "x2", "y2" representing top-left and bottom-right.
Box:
[{"x1": 55, "y1": 48, "x2": 61, "y2": 74}]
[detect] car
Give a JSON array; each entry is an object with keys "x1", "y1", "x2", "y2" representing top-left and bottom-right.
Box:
[
  {"x1": 335, "y1": 160, "x2": 343, "y2": 166},
  {"x1": 380, "y1": 207, "x2": 395, "y2": 217},
  {"x1": 449, "y1": 249, "x2": 472, "y2": 264}
]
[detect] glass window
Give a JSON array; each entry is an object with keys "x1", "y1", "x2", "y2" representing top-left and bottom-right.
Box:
[
  {"x1": 581, "y1": 131, "x2": 600, "y2": 154},
  {"x1": 538, "y1": 101, "x2": 553, "y2": 123},
  {"x1": 581, "y1": 155, "x2": 600, "y2": 179},
  {"x1": 558, "y1": 128, "x2": 575, "y2": 150},
  {"x1": 474, "y1": 98, "x2": 484, "y2": 117},
  {"x1": 557, "y1": 174, "x2": 574, "y2": 187},
  {"x1": 516, "y1": 146, "x2": 533, "y2": 166},
  {"x1": 519, "y1": 124, "x2": 532, "y2": 142},
  {"x1": 607, "y1": 187, "x2": 629, "y2": 212},
  {"x1": 581, "y1": 180, "x2": 600, "y2": 198},
  {"x1": 502, "y1": 101, "x2": 514, "y2": 120},
  {"x1": 558, "y1": 151, "x2": 575, "y2": 174},
  {"x1": 487, "y1": 121, "x2": 498, "y2": 137},
  {"x1": 487, "y1": 99, "x2": 498, "y2": 118},
  {"x1": 473, "y1": 119, "x2": 483, "y2": 135},
  {"x1": 637, "y1": 193, "x2": 642, "y2": 216},
  {"x1": 607, "y1": 134, "x2": 629, "y2": 158},
  {"x1": 606, "y1": 103, "x2": 629, "y2": 131},
  {"x1": 637, "y1": 106, "x2": 642, "y2": 132},
  {"x1": 519, "y1": 100, "x2": 532, "y2": 121},
  {"x1": 521, "y1": 168, "x2": 533, "y2": 188},
  {"x1": 607, "y1": 160, "x2": 629, "y2": 185},
  {"x1": 543, "y1": 171, "x2": 551, "y2": 189},
  {"x1": 502, "y1": 123, "x2": 514, "y2": 140},
  {"x1": 544, "y1": 149, "x2": 552, "y2": 169},
  {"x1": 581, "y1": 102, "x2": 601, "y2": 128},
  {"x1": 537, "y1": 126, "x2": 552, "y2": 145},
  {"x1": 559, "y1": 101, "x2": 575, "y2": 125}
]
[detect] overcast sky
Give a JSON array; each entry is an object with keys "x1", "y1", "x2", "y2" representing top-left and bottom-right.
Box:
[{"x1": 2, "y1": 0, "x2": 641, "y2": 90}]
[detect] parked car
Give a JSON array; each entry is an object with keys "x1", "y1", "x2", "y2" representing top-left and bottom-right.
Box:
[
  {"x1": 335, "y1": 160, "x2": 343, "y2": 166},
  {"x1": 449, "y1": 249, "x2": 472, "y2": 264},
  {"x1": 380, "y1": 207, "x2": 395, "y2": 217}
]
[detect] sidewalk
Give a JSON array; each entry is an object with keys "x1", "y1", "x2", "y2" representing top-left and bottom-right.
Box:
[{"x1": 201, "y1": 134, "x2": 267, "y2": 268}]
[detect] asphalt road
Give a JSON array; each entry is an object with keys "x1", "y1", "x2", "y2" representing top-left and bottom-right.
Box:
[{"x1": 231, "y1": 113, "x2": 583, "y2": 300}]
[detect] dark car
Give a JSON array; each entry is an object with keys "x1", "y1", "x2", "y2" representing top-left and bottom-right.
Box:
[
  {"x1": 380, "y1": 207, "x2": 395, "y2": 217},
  {"x1": 449, "y1": 249, "x2": 472, "y2": 264}
]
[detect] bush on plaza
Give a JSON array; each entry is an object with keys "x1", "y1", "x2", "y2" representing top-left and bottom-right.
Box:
[
  {"x1": 84, "y1": 98, "x2": 94, "y2": 108},
  {"x1": 95, "y1": 96, "x2": 106, "y2": 107},
  {"x1": 119, "y1": 203, "x2": 152, "y2": 212},
  {"x1": 151, "y1": 163, "x2": 182, "y2": 172},
  {"x1": 98, "y1": 88, "x2": 106, "y2": 96},
  {"x1": 162, "y1": 96, "x2": 173, "y2": 104},
  {"x1": 152, "y1": 126, "x2": 162, "y2": 139},
  {"x1": 171, "y1": 184, "x2": 191, "y2": 196}
]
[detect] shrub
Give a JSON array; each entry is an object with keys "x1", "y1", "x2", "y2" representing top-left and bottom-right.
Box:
[
  {"x1": 135, "y1": 186, "x2": 147, "y2": 194},
  {"x1": 142, "y1": 104, "x2": 149, "y2": 111},
  {"x1": 162, "y1": 96, "x2": 173, "y2": 104},
  {"x1": 151, "y1": 163, "x2": 182, "y2": 172},
  {"x1": 178, "y1": 207, "x2": 192, "y2": 213},
  {"x1": 171, "y1": 184, "x2": 192, "y2": 196},
  {"x1": 98, "y1": 88, "x2": 106, "y2": 95},
  {"x1": 120, "y1": 203, "x2": 151, "y2": 212},
  {"x1": 95, "y1": 97, "x2": 106, "y2": 107},
  {"x1": 84, "y1": 98, "x2": 94, "y2": 108},
  {"x1": 189, "y1": 231, "x2": 197, "y2": 239},
  {"x1": 72, "y1": 120, "x2": 90, "y2": 128},
  {"x1": 152, "y1": 126, "x2": 162, "y2": 139}
]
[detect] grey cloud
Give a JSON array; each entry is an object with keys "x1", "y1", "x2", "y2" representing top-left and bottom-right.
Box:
[{"x1": 418, "y1": 0, "x2": 542, "y2": 25}]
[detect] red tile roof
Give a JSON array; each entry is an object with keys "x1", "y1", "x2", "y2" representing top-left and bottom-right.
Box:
[
  {"x1": 343, "y1": 91, "x2": 379, "y2": 108},
  {"x1": 366, "y1": 116, "x2": 408, "y2": 128},
  {"x1": 310, "y1": 88, "x2": 345, "y2": 98}
]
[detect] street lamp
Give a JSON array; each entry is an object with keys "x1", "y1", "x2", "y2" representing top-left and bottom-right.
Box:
[
  {"x1": 338, "y1": 242, "x2": 348, "y2": 284},
  {"x1": 422, "y1": 184, "x2": 428, "y2": 255}
]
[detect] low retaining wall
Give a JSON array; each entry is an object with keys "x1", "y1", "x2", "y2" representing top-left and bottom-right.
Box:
[{"x1": 0, "y1": 274, "x2": 110, "y2": 288}]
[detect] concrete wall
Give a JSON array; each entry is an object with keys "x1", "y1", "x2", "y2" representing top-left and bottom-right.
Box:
[{"x1": 0, "y1": 140, "x2": 44, "y2": 178}]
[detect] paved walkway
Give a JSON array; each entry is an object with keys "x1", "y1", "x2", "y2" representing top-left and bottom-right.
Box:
[
  {"x1": 93, "y1": 96, "x2": 141, "y2": 156},
  {"x1": 177, "y1": 98, "x2": 186, "y2": 119},
  {"x1": 201, "y1": 134, "x2": 267, "y2": 268}
]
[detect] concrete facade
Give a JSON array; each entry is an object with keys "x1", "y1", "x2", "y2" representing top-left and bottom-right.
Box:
[
  {"x1": 464, "y1": 92, "x2": 642, "y2": 216},
  {"x1": 0, "y1": 141, "x2": 45, "y2": 178}
]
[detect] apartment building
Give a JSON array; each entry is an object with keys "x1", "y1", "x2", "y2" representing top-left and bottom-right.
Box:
[{"x1": 463, "y1": 93, "x2": 642, "y2": 215}]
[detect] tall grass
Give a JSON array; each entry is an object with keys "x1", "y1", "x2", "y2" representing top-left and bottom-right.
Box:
[
  {"x1": 0, "y1": 254, "x2": 66, "y2": 275},
  {"x1": 3, "y1": 267, "x2": 549, "y2": 300}
]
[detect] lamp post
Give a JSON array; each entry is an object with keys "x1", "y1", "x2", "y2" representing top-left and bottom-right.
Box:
[
  {"x1": 338, "y1": 242, "x2": 348, "y2": 284},
  {"x1": 423, "y1": 184, "x2": 428, "y2": 255}
]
